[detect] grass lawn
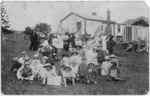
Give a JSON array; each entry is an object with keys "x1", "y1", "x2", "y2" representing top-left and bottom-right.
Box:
[{"x1": 1, "y1": 37, "x2": 149, "y2": 95}]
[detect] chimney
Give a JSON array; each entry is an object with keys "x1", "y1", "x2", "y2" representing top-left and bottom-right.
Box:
[
  {"x1": 107, "y1": 8, "x2": 111, "y2": 22},
  {"x1": 92, "y1": 12, "x2": 97, "y2": 16}
]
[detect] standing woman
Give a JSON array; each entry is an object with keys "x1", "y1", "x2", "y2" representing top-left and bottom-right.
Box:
[
  {"x1": 106, "y1": 35, "x2": 116, "y2": 55},
  {"x1": 63, "y1": 33, "x2": 70, "y2": 51}
]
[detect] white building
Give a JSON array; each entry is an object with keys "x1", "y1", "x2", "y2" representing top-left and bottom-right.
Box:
[{"x1": 60, "y1": 9, "x2": 116, "y2": 36}]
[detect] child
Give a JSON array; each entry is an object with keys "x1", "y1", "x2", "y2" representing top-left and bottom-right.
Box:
[
  {"x1": 31, "y1": 55, "x2": 43, "y2": 79},
  {"x1": 109, "y1": 54, "x2": 119, "y2": 67},
  {"x1": 61, "y1": 64, "x2": 75, "y2": 87},
  {"x1": 42, "y1": 63, "x2": 58, "y2": 86},
  {"x1": 17, "y1": 62, "x2": 35, "y2": 82},
  {"x1": 70, "y1": 50, "x2": 81, "y2": 77},
  {"x1": 91, "y1": 46, "x2": 98, "y2": 65},
  {"x1": 101, "y1": 56, "x2": 112, "y2": 76},
  {"x1": 97, "y1": 44, "x2": 105, "y2": 72},
  {"x1": 86, "y1": 63, "x2": 98, "y2": 84},
  {"x1": 108, "y1": 60, "x2": 123, "y2": 81},
  {"x1": 18, "y1": 51, "x2": 30, "y2": 65},
  {"x1": 60, "y1": 54, "x2": 70, "y2": 67}
]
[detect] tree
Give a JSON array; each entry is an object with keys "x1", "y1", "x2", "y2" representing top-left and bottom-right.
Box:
[
  {"x1": 24, "y1": 26, "x2": 32, "y2": 35},
  {"x1": 35, "y1": 23, "x2": 51, "y2": 36},
  {"x1": 1, "y1": 1, "x2": 11, "y2": 32}
]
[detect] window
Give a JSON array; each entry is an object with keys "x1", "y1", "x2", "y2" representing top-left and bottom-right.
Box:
[
  {"x1": 101, "y1": 26, "x2": 103, "y2": 31},
  {"x1": 117, "y1": 25, "x2": 121, "y2": 33},
  {"x1": 77, "y1": 22, "x2": 81, "y2": 32}
]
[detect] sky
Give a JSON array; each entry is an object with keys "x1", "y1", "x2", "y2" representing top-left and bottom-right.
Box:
[{"x1": 4, "y1": 1, "x2": 149, "y2": 31}]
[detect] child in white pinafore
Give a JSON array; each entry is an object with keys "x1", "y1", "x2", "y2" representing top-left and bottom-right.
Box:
[
  {"x1": 17, "y1": 62, "x2": 35, "y2": 82},
  {"x1": 31, "y1": 55, "x2": 43, "y2": 79},
  {"x1": 42, "y1": 63, "x2": 58, "y2": 86},
  {"x1": 101, "y1": 56, "x2": 112, "y2": 76},
  {"x1": 60, "y1": 54, "x2": 70, "y2": 67}
]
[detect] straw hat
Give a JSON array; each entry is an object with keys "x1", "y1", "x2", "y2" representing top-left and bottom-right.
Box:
[
  {"x1": 110, "y1": 55, "x2": 117, "y2": 59},
  {"x1": 12, "y1": 57, "x2": 18, "y2": 62},
  {"x1": 24, "y1": 62, "x2": 30, "y2": 65},
  {"x1": 62, "y1": 54, "x2": 69, "y2": 58},
  {"x1": 93, "y1": 46, "x2": 98, "y2": 50},
  {"x1": 21, "y1": 51, "x2": 26, "y2": 55},
  {"x1": 63, "y1": 64, "x2": 72, "y2": 70},
  {"x1": 43, "y1": 56, "x2": 48, "y2": 60},
  {"x1": 33, "y1": 54, "x2": 39, "y2": 59},
  {"x1": 104, "y1": 56, "x2": 110, "y2": 60},
  {"x1": 43, "y1": 63, "x2": 52, "y2": 68},
  {"x1": 71, "y1": 50, "x2": 78, "y2": 55}
]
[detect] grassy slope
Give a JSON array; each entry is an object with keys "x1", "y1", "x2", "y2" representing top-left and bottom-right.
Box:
[{"x1": 1, "y1": 38, "x2": 149, "y2": 95}]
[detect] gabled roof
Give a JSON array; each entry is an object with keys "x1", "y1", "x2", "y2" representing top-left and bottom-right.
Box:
[
  {"x1": 122, "y1": 16, "x2": 149, "y2": 25},
  {"x1": 60, "y1": 12, "x2": 116, "y2": 24}
]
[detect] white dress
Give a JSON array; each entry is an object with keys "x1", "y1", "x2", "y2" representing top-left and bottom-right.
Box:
[
  {"x1": 70, "y1": 55, "x2": 81, "y2": 75},
  {"x1": 57, "y1": 35, "x2": 64, "y2": 49},
  {"x1": 101, "y1": 61, "x2": 112, "y2": 76},
  {"x1": 101, "y1": 35, "x2": 107, "y2": 51}
]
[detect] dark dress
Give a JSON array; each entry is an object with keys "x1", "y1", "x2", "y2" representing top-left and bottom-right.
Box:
[
  {"x1": 107, "y1": 40, "x2": 116, "y2": 54},
  {"x1": 11, "y1": 62, "x2": 22, "y2": 74},
  {"x1": 69, "y1": 35, "x2": 76, "y2": 48},
  {"x1": 63, "y1": 40, "x2": 69, "y2": 51}
]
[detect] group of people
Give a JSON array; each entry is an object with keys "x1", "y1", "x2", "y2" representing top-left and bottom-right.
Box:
[{"x1": 11, "y1": 32, "x2": 123, "y2": 87}]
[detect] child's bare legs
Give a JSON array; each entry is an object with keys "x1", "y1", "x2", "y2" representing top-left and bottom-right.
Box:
[
  {"x1": 72, "y1": 77, "x2": 75, "y2": 86},
  {"x1": 42, "y1": 77, "x2": 47, "y2": 85},
  {"x1": 63, "y1": 77, "x2": 67, "y2": 87}
]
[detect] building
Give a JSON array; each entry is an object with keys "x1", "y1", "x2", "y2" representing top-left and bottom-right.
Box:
[
  {"x1": 60, "y1": 9, "x2": 149, "y2": 43},
  {"x1": 60, "y1": 9, "x2": 116, "y2": 36},
  {"x1": 116, "y1": 16, "x2": 149, "y2": 42}
]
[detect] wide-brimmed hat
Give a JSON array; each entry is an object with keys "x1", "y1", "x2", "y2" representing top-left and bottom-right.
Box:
[
  {"x1": 33, "y1": 54, "x2": 39, "y2": 59},
  {"x1": 97, "y1": 44, "x2": 102, "y2": 48},
  {"x1": 110, "y1": 54, "x2": 116, "y2": 58},
  {"x1": 43, "y1": 63, "x2": 52, "y2": 68},
  {"x1": 71, "y1": 50, "x2": 78, "y2": 55},
  {"x1": 21, "y1": 51, "x2": 26, "y2": 55},
  {"x1": 62, "y1": 54, "x2": 69, "y2": 58},
  {"x1": 12, "y1": 57, "x2": 18, "y2": 62},
  {"x1": 76, "y1": 45, "x2": 82, "y2": 49},
  {"x1": 110, "y1": 59, "x2": 117, "y2": 63},
  {"x1": 110, "y1": 60, "x2": 117, "y2": 66},
  {"x1": 88, "y1": 62, "x2": 95, "y2": 66},
  {"x1": 24, "y1": 62, "x2": 30, "y2": 65},
  {"x1": 104, "y1": 56, "x2": 110, "y2": 60},
  {"x1": 63, "y1": 64, "x2": 72, "y2": 70},
  {"x1": 93, "y1": 46, "x2": 98, "y2": 50},
  {"x1": 42, "y1": 56, "x2": 48, "y2": 60}
]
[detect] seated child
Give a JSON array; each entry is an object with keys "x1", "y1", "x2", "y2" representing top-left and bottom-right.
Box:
[
  {"x1": 31, "y1": 55, "x2": 43, "y2": 79},
  {"x1": 101, "y1": 56, "x2": 112, "y2": 76},
  {"x1": 10, "y1": 57, "x2": 22, "y2": 75},
  {"x1": 60, "y1": 54, "x2": 70, "y2": 67},
  {"x1": 18, "y1": 51, "x2": 30, "y2": 65},
  {"x1": 108, "y1": 60, "x2": 123, "y2": 81},
  {"x1": 42, "y1": 63, "x2": 58, "y2": 86},
  {"x1": 17, "y1": 62, "x2": 35, "y2": 82},
  {"x1": 86, "y1": 63, "x2": 98, "y2": 84},
  {"x1": 109, "y1": 54, "x2": 118, "y2": 67},
  {"x1": 61, "y1": 64, "x2": 75, "y2": 87}
]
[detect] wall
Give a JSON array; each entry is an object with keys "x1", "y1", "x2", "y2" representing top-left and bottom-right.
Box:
[
  {"x1": 86, "y1": 20, "x2": 103, "y2": 36},
  {"x1": 61, "y1": 14, "x2": 85, "y2": 34}
]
